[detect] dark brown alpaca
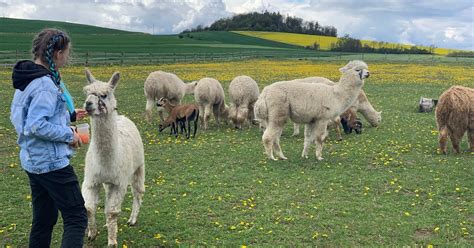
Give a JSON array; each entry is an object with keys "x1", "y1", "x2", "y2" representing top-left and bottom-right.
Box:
[
  {"x1": 435, "y1": 86, "x2": 474, "y2": 154},
  {"x1": 157, "y1": 98, "x2": 199, "y2": 139},
  {"x1": 340, "y1": 108, "x2": 363, "y2": 135}
]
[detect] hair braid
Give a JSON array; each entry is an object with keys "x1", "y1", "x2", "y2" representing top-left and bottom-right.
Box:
[{"x1": 44, "y1": 33, "x2": 64, "y2": 85}]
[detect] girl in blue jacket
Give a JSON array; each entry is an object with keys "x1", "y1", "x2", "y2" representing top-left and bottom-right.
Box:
[{"x1": 10, "y1": 28, "x2": 87, "y2": 248}]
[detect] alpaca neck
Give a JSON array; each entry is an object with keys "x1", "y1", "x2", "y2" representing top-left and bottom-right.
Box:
[
  {"x1": 184, "y1": 82, "x2": 195, "y2": 95},
  {"x1": 90, "y1": 112, "x2": 119, "y2": 156},
  {"x1": 358, "y1": 100, "x2": 378, "y2": 124},
  {"x1": 333, "y1": 76, "x2": 363, "y2": 114}
]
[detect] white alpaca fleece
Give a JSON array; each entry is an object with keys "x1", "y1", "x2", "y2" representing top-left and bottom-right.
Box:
[
  {"x1": 228, "y1": 75, "x2": 260, "y2": 129},
  {"x1": 144, "y1": 70, "x2": 197, "y2": 122},
  {"x1": 255, "y1": 60, "x2": 370, "y2": 161},
  {"x1": 194, "y1": 77, "x2": 228, "y2": 130},
  {"x1": 291, "y1": 75, "x2": 381, "y2": 136},
  {"x1": 82, "y1": 69, "x2": 145, "y2": 247}
]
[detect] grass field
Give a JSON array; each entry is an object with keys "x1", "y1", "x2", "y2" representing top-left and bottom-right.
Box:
[
  {"x1": 234, "y1": 31, "x2": 459, "y2": 55},
  {"x1": 0, "y1": 59, "x2": 473, "y2": 247}
]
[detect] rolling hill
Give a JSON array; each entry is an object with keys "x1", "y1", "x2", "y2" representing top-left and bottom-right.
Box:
[{"x1": 234, "y1": 31, "x2": 457, "y2": 55}]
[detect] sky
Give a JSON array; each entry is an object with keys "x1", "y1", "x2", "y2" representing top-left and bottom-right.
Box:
[{"x1": 0, "y1": 0, "x2": 472, "y2": 50}]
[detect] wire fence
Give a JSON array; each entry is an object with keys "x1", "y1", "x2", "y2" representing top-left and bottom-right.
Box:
[{"x1": 0, "y1": 50, "x2": 472, "y2": 68}]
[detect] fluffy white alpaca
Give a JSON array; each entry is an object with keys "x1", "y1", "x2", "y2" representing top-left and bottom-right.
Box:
[
  {"x1": 228, "y1": 75, "x2": 260, "y2": 129},
  {"x1": 255, "y1": 60, "x2": 370, "y2": 160},
  {"x1": 144, "y1": 70, "x2": 197, "y2": 122},
  {"x1": 194, "y1": 77, "x2": 228, "y2": 130},
  {"x1": 291, "y1": 76, "x2": 381, "y2": 136},
  {"x1": 82, "y1": 69, "x2": 145, "y2": 247}
]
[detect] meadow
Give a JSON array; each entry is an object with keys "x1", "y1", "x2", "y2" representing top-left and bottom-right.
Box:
[{"x1": 0, "y1": 59, "x2": 473, "y2": 247}]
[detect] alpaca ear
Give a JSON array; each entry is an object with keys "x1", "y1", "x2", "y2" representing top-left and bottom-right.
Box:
[
  {"x1": 109, "y1": 72, "x2": 120, "y2": 89},
  {"x1": 339, "y1": 65, "x2": 349, "y2": 73},
  {"x1": 85, "y1": 68, "x2": 95, "y2": 84}
]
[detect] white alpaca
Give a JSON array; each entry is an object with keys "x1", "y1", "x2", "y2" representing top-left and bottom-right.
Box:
[
  {"x1": 292, "y1": 76, "x2": 381, "y2": 136},
  {"x1": 228, "y1": 75, "x2": 260, "y2": 129},
  {"x1": 82, "y1": 69, "x2": 145, "y2": 247},
  {"x1": 144, "y1": 70, "x2": 197, "y2": 122},
  {"x1": 254, "y1": 60, "x2": 370, "y2": 160},
  {"x1": 194, "y1": 77, "x2": 228, "y2": 130}
]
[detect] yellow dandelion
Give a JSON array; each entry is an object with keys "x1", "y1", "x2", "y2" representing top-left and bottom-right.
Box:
[{"x1": 154, "y1": 233, "x2": 162, "y2": 239}]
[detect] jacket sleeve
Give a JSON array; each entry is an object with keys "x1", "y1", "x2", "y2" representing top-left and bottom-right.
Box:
[{"x1": 23, "y1": 89, "x2": 75, "y2": 143}]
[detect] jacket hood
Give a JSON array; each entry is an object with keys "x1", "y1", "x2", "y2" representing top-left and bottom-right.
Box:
[{"x1": 12, "y1": 60, "x2": 54, "y2": 91}]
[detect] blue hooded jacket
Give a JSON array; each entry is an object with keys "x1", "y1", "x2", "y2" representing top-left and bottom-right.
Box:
[{"x1": 10, "y1": 60, "x2": 75, "y2": 174}]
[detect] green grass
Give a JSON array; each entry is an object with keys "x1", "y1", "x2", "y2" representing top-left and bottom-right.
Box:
[{"x1": 0, "y1": 60, "x2": 473, "y2": 247}]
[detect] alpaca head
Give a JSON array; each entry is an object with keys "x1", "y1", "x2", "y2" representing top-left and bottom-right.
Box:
[
  {"x1": 339, "y1": 60, "x2": 370, "y2": 85},
  {"x1": 83, "y1": 68, "x2": 120, "y2": 116},
  {"x1": 156, "y1": 97, "x2": 169, "y2": 107}
]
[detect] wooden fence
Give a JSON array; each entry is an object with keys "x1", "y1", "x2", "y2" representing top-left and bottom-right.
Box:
[{"x1": 0, "y1": 50, "x2": 472, "y2": 67}]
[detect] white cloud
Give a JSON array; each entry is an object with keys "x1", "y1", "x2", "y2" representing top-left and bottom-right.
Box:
[{"x1": 0, "y1": 0, "x2": 472, "y2": 50}]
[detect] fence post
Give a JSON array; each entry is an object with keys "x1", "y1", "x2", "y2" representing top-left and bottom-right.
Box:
[{"x1": 85, "y1": 52, "x2": 89, "y2": 66}]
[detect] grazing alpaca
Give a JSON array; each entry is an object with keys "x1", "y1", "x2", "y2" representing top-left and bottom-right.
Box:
[
  {"x1": 228, "y1": 75, "x2": 260, "y2": 129},
  {"x1": 255, "y1": 60, "x2": 370, "y2": 160},
  {"x1": 158, "y1": 98, "x2": 199, "y2": 139},
  {"x1": 82, "y1": 69, "x2": 145, "y2": 246},
  {"x1": 194, "y1": 77, "x2": 228, "y2": 130},
  {"x1": 435, "y1": 85, "x2": 474, "y2": 154},
  {"x1": 144, "y1": 71, "x2": 196, "y2": 122}
]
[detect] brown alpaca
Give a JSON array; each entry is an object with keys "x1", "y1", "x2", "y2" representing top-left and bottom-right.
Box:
[
  {"x1": 158, "y1": 99, "x2": 199, "y2": 139},
  {"x1": 435, "y1": 85, "x2": 474, "y2": 154},
  {"x1": 340, "y1": 108, "x2": 363, "y2": 135}
]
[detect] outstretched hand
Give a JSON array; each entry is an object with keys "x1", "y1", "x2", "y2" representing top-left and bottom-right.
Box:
[{"x1": 75, "y1": 109, "x2": 88, "y2": 121}]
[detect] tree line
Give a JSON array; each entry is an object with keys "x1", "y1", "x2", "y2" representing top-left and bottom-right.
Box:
[
  {"x1": 324, "y1": 35, "x2": 433, "y2": 54},
  {"x1": 182, "y1": 11, "x2": 337, "y2": 37}
]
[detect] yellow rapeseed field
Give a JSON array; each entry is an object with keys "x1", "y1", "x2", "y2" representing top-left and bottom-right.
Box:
[{"x1": 234, "y1": 31, "x2": 456, "y2": 55}]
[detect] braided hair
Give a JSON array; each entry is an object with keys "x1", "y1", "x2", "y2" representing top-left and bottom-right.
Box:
[{"x1": 31, "y1": 29, "x2": 70, "y2": 85}]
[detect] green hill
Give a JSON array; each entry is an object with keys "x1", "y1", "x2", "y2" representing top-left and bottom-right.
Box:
[
  {"x1": 0, "y1": 17, "x2": 135, "y2": 34},
  {"x1": 0, "y1": 18, "x2": 301, "y2": 54}
]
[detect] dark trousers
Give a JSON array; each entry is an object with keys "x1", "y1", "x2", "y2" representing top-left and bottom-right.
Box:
[{"x1": 26, "y1": 165, "x2": 87, "y2": 248}]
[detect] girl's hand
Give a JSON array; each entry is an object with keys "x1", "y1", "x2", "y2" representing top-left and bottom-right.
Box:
[
  {"x1": 69, "y1": 127, "x2": 82, "y2": 148},
  {"x1": 75, "y1": 109, "x2": 88, "y2": 121}
]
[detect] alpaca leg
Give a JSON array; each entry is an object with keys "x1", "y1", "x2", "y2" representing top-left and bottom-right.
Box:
[
  {"x1": 438, "y1": 126, "x2": 448, "y2": 154},
  {"x1": 128, "y1": 165, "x2": 145, "y2": 226},
  {"x1": 273, "y1": 129, "x2": 287, "y2": 160},
  {"x1": 204, "y1": 104, "x2": 212, "y2": 130},
  {"x1": 145, "y1": 99, "x2": 155, "y2": 123},
  {"x1": 449, "y1": 129, "x2": 462, "y2": 154},
  {"x1": 262, "y1": 126, "x2": 279, "y2": 160},
  {"x1": 468, "y1": 128, "x2": 474, "y2": 152},
  {"x1": 193, "y1": 117, "x2": 199, "y2": 138},
  {"x1": 314, "y1": 121, "x2": 328, "y2": 161},
  {"x1": 212, "y1": 104, "x2": 221, "y2": 128},
  {"x1": 292, "y1": 123, "x2": 300, "y2": 136},
  {"x1": 82, "y1": 183, "x2": 101, "y2": 240},
  {"x1": 104, "y1": 184, "x2": 127, "y2": 247},
  {"x1": 302, "y1": 123, "x2": 315, "y2": 159},
  {"x1": 158, "y1": 109, "x2": 165, "y2": 123},
  {"x1": 334, "y1": 117, "x2": 343, "y2": 141}
]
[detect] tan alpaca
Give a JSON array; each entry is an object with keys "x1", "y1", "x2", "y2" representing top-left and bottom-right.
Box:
[
  {"x1": 435, "y1": 85, "x2": 474, "y2": 154},
  {"x1": 194, "y1": 77, "x2": 229, "y2": 130},
  {"x1": 157, "y1": 98, "x2": 200, "y2": 138},
  {"x1": 228, "y1": 75, "x2": 260, "y2": 129},
  {"x1": 254, "y1": 60, "x2": 370, "y2": 160}
]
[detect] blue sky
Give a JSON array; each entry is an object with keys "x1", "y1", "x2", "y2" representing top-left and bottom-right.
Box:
[{"x1": 0, "y1": 0, "x2": 472, "y2": 50}]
